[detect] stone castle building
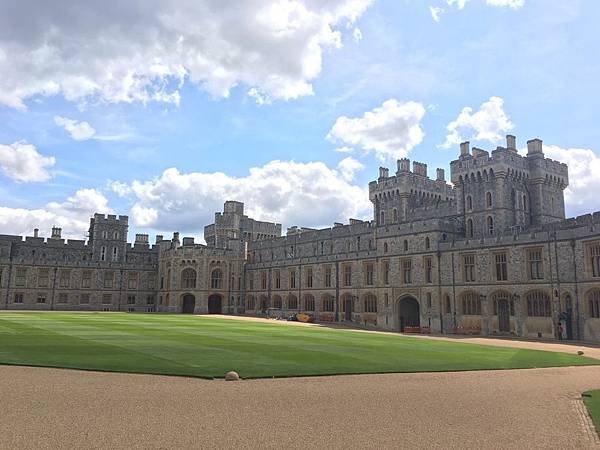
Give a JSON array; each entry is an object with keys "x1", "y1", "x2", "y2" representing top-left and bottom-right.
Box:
[{"x1": 1, "y1": 135, "x2": 600, "y2": 342}]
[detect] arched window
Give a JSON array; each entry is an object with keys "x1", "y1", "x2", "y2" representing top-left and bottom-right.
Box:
[
  {"x1": 364, "y1": 294, "x2": 377, "y2": 313},
  {"x1": 467, "y1": 219, "x2": 473, "y2": 238},
  {"x1": 247, "y1": 295, "x2": 256, "y2": 310},
  {"x1": 288, "y1": 295, "x2": 298, "y2": 310},
  {"x1": 461, "y1": 292, "x2": 481, "y2": 315},
  {"x1": 380, "y1": 211, "x2": 385, "y2": 225},
  {"x1": 588, "y1": 289, "x2": 600, "y2": 318},
  {"x1": 486, "y1": 192, "x2": 492, "y2": 208},
  {"x1": 466, "y1": 195, "x2": 473, "y2": 211},
  {"x1": 445, "y1": 294, "x2": 451, "y2": 314},
  {"x1": 487, "y1": 216, "x2": 494, "y2": 235},
  {"x1": 273, "y1": 295, "x2": 282, "y2": 309},
  {"x1": 425, "y1": 237, "x2": 430, "y2": 250},
  {"x1": 321, "y1": 294, "x2": 334, "y2": 312},
  {"x1": 304, "y1": 294, "x2": 315, "y2": 311},
  {"x1": 523, "y1": 195, "x2": 527, "y2": 211},
  {"x1": 210, "y1": 269, "x2": 223, "y2": 289},
  {"x1": 384, "y1": 242, "x2": 388, "y2": 253},
  {"x1": 491, "y1": 292, "x2": 514, "y2": 316},
  {"x1": 526, "y1": 291, "x2": 551, "y2": 317},
  {"x1": 403, "y1": 240, "x2": 408, "y2": 251},
  {"x1": 393, "y1": 208, "x2": 398, "y2": 222},
  {"x1": 181, "y1": 268, "x2": 197, "y2": 289}
]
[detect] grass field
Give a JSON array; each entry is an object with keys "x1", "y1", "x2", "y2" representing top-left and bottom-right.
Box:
[
  {"x1": 584, "y1": 390, "x2": 600, "y2": 437},
  {"x1": 0, "y1": 312, "x2": 598, "y2": 379}
]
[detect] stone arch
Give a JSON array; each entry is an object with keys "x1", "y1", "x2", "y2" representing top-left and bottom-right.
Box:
[
  {"x1": 288, "y1": 294, "x2": 298, "y2": 310},
  {"x1": 182, "y1": 293, "x2": 195, "y2": 314},
  {"x1": 303, "y1": 294, "x2": 315, "y2": 311},
  {"x1": 340, "y1": 293, "x2": 354, "y2": 321},
  {"x1": 397, "y1": 295, "x2": 420, "y2": 332},
  {"x1": 208, "y1": 294, "x2": 222, "y2": 314},
  {"x1": 272, "y1": 294, "x2": 283, "y2": 309},
  {"x1": 259, "y1": 295, "x2": 269, "y2": 312}
]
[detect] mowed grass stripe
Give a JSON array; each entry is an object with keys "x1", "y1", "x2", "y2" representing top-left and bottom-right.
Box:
[{"x1": 0, "y1": 312, "x2": 598, "y2": 379}]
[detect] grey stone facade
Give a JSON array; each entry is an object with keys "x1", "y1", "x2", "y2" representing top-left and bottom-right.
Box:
[{"x1": 1, "y1": 135, "x2": 599, "y2": 342}]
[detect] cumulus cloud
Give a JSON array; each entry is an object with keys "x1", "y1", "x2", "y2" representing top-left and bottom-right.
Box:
[
  {"x1": 327, "y1": 99, "x2": 426, "y2": 161},
  {"x1": 337, "y1": 156, "x2": 365, "y2": 181},
  {"x1": 429, "y1": 6, "x2": 445, "y2": 22},
  {"x1": 0, "y1": 0, "x2": 373, "y2": 110},
  {"x1": 54, "y1": 116, "x2": 96, "y2": 141},
  {"x1": 119, "y1": 160, "x2": 372, "y2": 233},
  {"x1": 0, "y1": 188, "x2": 112, "y2": 239},
  {"x1": 440, "y1": 96, "x2": 513, "y2": 149},
  {"x1": 444, "y1": 0, "x2": 523, "y2": 9},
  {"x1": 0, "y1": 141, "x2": 56, "y2": 182}
]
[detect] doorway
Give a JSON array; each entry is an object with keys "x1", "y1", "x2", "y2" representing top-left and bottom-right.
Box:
[
  {"x1": 208, "y1": 294, "x2": 222, "y2": 314},
  {"x1": 497, "y1": 299, "x2": 510, "y2": 332},
  {"x1": 182, "y1": 294, "x2": 195, "y2": 314},
  {"x1": 398, "y1": 296, "x2": 420, "y2": 332}
]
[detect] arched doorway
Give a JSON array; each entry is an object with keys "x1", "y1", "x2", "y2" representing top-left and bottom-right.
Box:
[
  {"x1": 182, "y1": 294, "x2": 195, "y2": 314},
  {"x1": 398, "y1": 296, "x2": 420, "y2": 332},
  {"x1": 497, "y1": 298, "x2": 510, "y2": 332},
  {"x1": 208, "y1": 294, "x2": 222, "y2": 314},
  {"x1": 341, "y1": 294, "x2": 353, "y2": 321}
]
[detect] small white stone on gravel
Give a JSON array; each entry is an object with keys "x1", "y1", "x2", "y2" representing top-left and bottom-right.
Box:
[{"x1": 225, "y1": 371, "x2": 239, "y2": 381}]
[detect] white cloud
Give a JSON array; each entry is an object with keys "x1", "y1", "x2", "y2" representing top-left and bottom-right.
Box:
[
  {"x1": 429, "y1": 6, "x2": 445, "y2": 22},
  {"x1": 440, "y1": 0, "x2": 524, "y2": 13},
  {"x1": 0, "y1": 188, "x2": 112, "y2": 239},
  {"x1": 327, "y1": 99, "x2": 426, "y2": 161},
  {"x1": 54, "y1": 116, "x2": 96, "y2": 141},
  {"x1": 440, "y1": 96, "x2": 513, "y2": 149},
  {"x1": 121, "y1": 160, "x2": 372, "y2": 233},
  {"x1": 0, "y1": 0, "x2": 373, "y2": 110},
  {"x1": 485, "y1": 0, "x2": 524, "y2": 8},
  {"x1": 337, "y1": 156, "x2": 365, "y2": 181},
  {"x1": 353, "y1": 27, "x2": 363, "y2": 42},
  {"x1": 0, "y1": 141, "x2": 56, "y2": 182},
  {"x1": 107, "y1": 180, "x2": 133, "y2": 197},
  {"x1": 334, "y1": 146, "x2": 354, "y2": 153}
]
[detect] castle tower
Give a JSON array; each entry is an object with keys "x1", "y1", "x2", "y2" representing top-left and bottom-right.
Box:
[{"x1": 88, "y1": 214, "x2": 129, "y2": 262}]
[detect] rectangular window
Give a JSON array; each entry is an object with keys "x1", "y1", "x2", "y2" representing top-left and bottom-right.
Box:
[
  {"x1": 37, "y1": 294, "x2": 46, "y2": 304},
  {"x1": 590, "y1": 242, "x2": 600, "y2": 277},
  {"x1": 100, "y1": 246, "x2": 106, "y2": 261},
  {"x1": 38, "y1": 268, "x2": 49, "y2": 288},
  {"x1": 306, "y1": 267, "x2": 313, "y2": 288},
  {"x1": 261, "y1": 271, "x2": 267, "y2": 290},
  {"x1": 14, "y1": 293, "x2": 24, "y2": 304},
  {"x1": 102, "y1": 294, "x2": 112, "y2": 304},
  {"x1": 15, "y1": 268, "x2": 26, "y2": 287},
  {"x1": 527, "y1": 249, "x2": 543, "y2": 280},
  {"x1": 148, "y1": 276, "x2": 156, "y2": 290},
  {"x1": 495, "y1": 253, "x2": 508, "y2": 281},
  {"x1": 59, "y1": 270, "x2": 70, "y2": 288},
  {"x1": 463, "y1": 254, "x2": 475, "y2": 283},
  {"x1": 103, "y1": 271, "x2": 114, "y2": 288},
  {"x1": 128, "y1": 272, "x2": 138, "y2": 289},
  {"x1": 402, "y1": 259, "x2": 412, "y2": 284},
  {"x1": 384, "y1": 293, "x2": 389, "y2": 308},
  {"x1": 343, "y1": 265, "x2": 352, "y2": 287},
  {"x1": 424, "y1": 257, "x2": 433, "y2": 284},
  {"x1": 383, "y1": 261, "x2": 389, "y2": 285},
  {"x1": 324, "y1": 266, "x2": 332, "y2": 287},
  {"x1": 80, "y1": 294, "x2": 90, "y2": 304},
  {"x1": 127, "y1": 295, "x2": 136, "y2": 305},
  {"x1": 249, "y1": 276, "x2": 254, "y2": 291},
  {"x1": 82, "y1": 270, "x2": 92, "y2": 288},
  {"x1": 112, "y1": 247, "x2": 118, "y2": 261},
  {"x1": 365, "y1": 263, "x2": 374, "y2": 286},
  {"x1": 146, "y1": 295, "x2": 155, "y2": 305},
  {"x1": 289, "y1": 269, "x2": 296, "y2": 289},
  {"x1": 274, "y1": 270, "x2": 281, "y2": 289}
]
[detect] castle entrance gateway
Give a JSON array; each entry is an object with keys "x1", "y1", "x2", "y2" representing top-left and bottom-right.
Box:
[
  {"x1": 208, "y1": 294, "x2": 222, "y2": 314},
  {"x1": 398, "y1": 296, "x2": 420, "y2": 332},
  {"x1": 182, "y1": 294, "x2": 195, "y2": 314},
  {"x1": 497, "y1": 298, "x2": 510, "y2": 332}
]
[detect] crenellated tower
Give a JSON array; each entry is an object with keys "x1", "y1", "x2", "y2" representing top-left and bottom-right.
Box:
[{"x1": 88, "y1": 214, "x2": 129, "y2": 262}]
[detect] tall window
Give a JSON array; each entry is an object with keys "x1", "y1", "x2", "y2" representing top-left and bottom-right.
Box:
[
  {"x1": 321, "y1": 295, "x2": 334, "y2": 312},
  {"x1": 100, "y1": 246, "x2": 106, "y2": 261},
  {"x1": 324, "y1": 265, "x2": 332, "y2": 288},
  {"x1": 288, "y1": 295, "x2": 298, "y2": 310},
  {"x1": 364, "y1": 294, "x2": 377, "y2": 313},
  {"x1": 589, "y1": 290, "x2": 600, "y2": 318},
  {"x1": 181, "y1": 268, "x2": 196, "y2": 289},
  {"x1": 463, "y1": 254, "x2": 475, "y2": 282},
  {"x1": 304, "y1": 295, "x2": 315, "y2": 311},
  {"x1": 445, "y1": 294, "x2": 451, "y2": 314},
  {"x1": 273, "y1": 295, "x2": 282, "y2": 309},
  {"x1": 211, "y1": 269, "x2": 223, "y2": 289},
  {"x1": 14, "y1": 293, "x2": 24, "y2": 304},
  {"x1": 103, "y1": 271, "x2": 114, "y2": 288},
  {"x1": 425, "y1": 237, "x2": 430, "y2": 250},
  {"x1": 467, "y1": 219, "x2": 474, "y2": 238},
  {"x1": 112, "y1": 247, "x2": 118, "y2": 261},
  {"x1": 424, "y1": 257, "x2": 433, "y2": 283},
  {"x1": 527, "y1": 249, "x2": 543, "y2": 280},
  {"x1": 487, "y1": 216, "x2": 494, "y2": 235},
  {"x1": 590, "y1": 242, "x2": 600, "y2": 277},
  {"x1": 380, "y1": 211, "x2": 385, "y2": 225},
  {"x1": 82, "y1": 270, "x2": 92, "y2": 288},
  {"x1": 306, "y1": 267, "x2": 313, "y2": 288},
  {"x1": 527, "y1": 291, "x2": 551, "y2": 317},
  {"x1": 247, "y1": 296, "x2": 256, "y2": 310},
  {"x1": 127, "y1": 295, "x2": 136, "y2": 305},
  {"x1": 466, "y1": 195, "x2": 473, "y2": 211},
  {"x1": 393, "y1": 208, "x2": 398, "y2": 222},
  {"x1": 15, "y1": 268, "x2": 26, "y2": 287},
  {"x1": 365, "y1": 263, "x2": 374, "y2": 286},
  {"x1": 128, "y1": 272, "x2": 139, "y2": 289},
  {"x1": 486, "y1": 192, "x2": 492, "y2": 208},
  {"x1": 462, "y1": 292, "x2": 481, "y2": 315},
  {"x1": 382, "y1": 261, "x2": 389, "y2": 285},
  {"x1": 403, "y1": 240, "x2": 408, "y2": 251},
  {"x1": 289, "y1": 269, "x2": 296, "y2": 289},
  {"x1": 38, "y1": 268, "x2": 49, "y2": 287},
  {"x1": 59, "y1": 269, "x2": 71, "y2": 288},
  {"x1": 495, "y1": 253, "x2": 507, "y2": 281},
  {"x1": 274, "y1": 270, "x2": 281, "y2": 289},
  {"x1": 261, "y1": 271, "x2": 267, "y2": 290},
  {"x1": 343, "y1": 265, "x2": 352, "y2": 287},
  {"x1": 402, "y1": 259, "x2": 412, "y2": 284}
]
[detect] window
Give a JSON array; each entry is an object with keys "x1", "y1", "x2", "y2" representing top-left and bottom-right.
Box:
[
  {"x1": 380, "y1": 211, "x2": 385, "y2": 225},
  {"x1": 486, "y1": 192, "x2": 492, "y2": 208},
  {"x1": 15, "y1": 268, "x2": 26, "y2": 287},
  {"x1": 495, "y1": 253, "x2": 507, "y2": 281},
  {"x1": 114, "y1": 231, "x2": 119, "y2": 240},
  {"x1": 306, "y1": 267, "x2": 313, "y2": 288},
  {"x1": 59, "y1": 270, "x2": 70, "y2": 288},
  {"x1": 100, "y1": 246, "x2": 106, "y2": 261},
  {"x1": 491, "y1": 292, "x2": 514, "y2": 316},
  {"x1": 112, "y1": 247, "x2": 118, "y2": 262},
  {"x1": 102, "y1": 294, "x2": 112, "y2": 305},
  {"x1": 147, "y1": 295, "x2": 155, "y2": 305},
  {"x1": 273, "y1": 296, "x2": 282, "y2": 309},
  {"x1": 148, "y1": 276, "x2": 156, "y2": 290},
  {"x1": 426, "y1": 293, "x2": 432, "y2": 310},
  {"x1": 128, "y1": 272, "x2": 139, "y2": 289},
  {"x1": 304, "y1": 295, "x2": 315, "y2": 311},
  {"x1": 425, "y1": 237, "x2": 430, "y2": 250},
  {"x1": 343, "y1": 265, "x2": 352, "y2": 287},
  {"x1": 247, "y1": 296, "x2": 256, "y2": 310},
  {"x1": 466, "y1": 195, "x2": 473, "y2": 211},
  {"x1": 462, "y1": 292, "x2": 481, "y2": 315},
  {"x1": 445, "y1": 295, "x2": 451, "y2": 314},
  {"x1": 82, "y1": 270, "x2": 92, "y2": 288},
  {"x1": 463, "y1": 254, "x2": 475, "y2": 282},
  {"x1": 384, "y1": 242, "x2": 388, "y2": 253},
  {"x1": 424, "y1": 257, "x2": 433, "y2": 283},
  {"x1": 402, "y1": 259, "x2": 412, "y2": 284},
  {"x1": 288, "y1": 295, "x2": 298, "y2": 310},
  {"x1": 527, "y1": 249, "x2": 543, "y2": 280},
  {"x1": 103, "y1": 271, "x2": 114, "y2": 288},
  {"x1": 384, "y1": 293, "x2": 389, "y2": 308},
  {"x1": 487, "y1": 216, "x2": 494, "y2": 235},
  {"x1": 37, "y1": 294, "x2": 46, "y2": 304},
  {"x1": 261, "y1": 271, "x2": 267, "y2": 290},
  {"x1": 289, "y1": 269, "x2": 296, "y2": 289},
  {"x1": 467, "y1": 219, "x2": 474, "y2": 238},
  {"x1": 102, "y1": 230, "x2": 108, "y2": 239},
  {"x1": 211, "y1": 269, "x2": 223, "y2": 289},
  {"x1": 249, "y1": 275, "x2": 254, "y2": 291},
  {"x1": 14, "y1": 293, "x2": 24, "y2": 304},
  {"x1": 321, "y1": 295, "x2": 334, "y2": 312},
  {"x1": 588, "y1": 290, "x2": 600, "y2": 318},
  {"x1": 80, "y1": 294, "x2": 90, "y2": 304},
  {"x1": 383, "y1": 261, "x2": 389, "y2": 285},
  {"x1": 271, "y1": 270, "x2": 279, "y2": 289},
  {"x1": 364, "y1": 294, "x2": 377, "y2": 313},
  {"x1": 590, "y1": 242, "x2": 600, "y2": 277},
  {"x1": 38, "y1": 268, "x2": 49, "y2": 288},
  {"x1": 526, "y1": 291, "x2": 551, "y2": 317},
  {"x1": 58, "y1": 293, "x2": 68, "y2": 303},
  {"x1": 523, "y1": 195, "x2": 527, "y2": 211},
  {"x1": 127, "y1": 295, "x2": 136, "y2": 305},
  {"x1": 393, "y1": 208, "x2": 398, "y2": 222},
  {"x1": 403, "y1": 240, "x2": 408, "y2": 251},
  {"x1": 324, "y1": 265, "x2": 332, "y2": 287},
  {"x1": 365, "y1": 263, "x2": 374, "y2": 286}
]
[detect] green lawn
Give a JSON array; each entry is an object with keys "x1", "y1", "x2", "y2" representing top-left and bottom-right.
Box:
[
  {"x1": 584, "y1": 390, "x2": 600, "y2": 437},
  {"x1": 0, "y1": 312, "x2": 597, "y2": 379}
]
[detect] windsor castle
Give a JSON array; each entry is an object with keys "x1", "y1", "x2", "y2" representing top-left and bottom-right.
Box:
[{"x1": 1, "y1": 135, "x2": 600, "y2": 343}]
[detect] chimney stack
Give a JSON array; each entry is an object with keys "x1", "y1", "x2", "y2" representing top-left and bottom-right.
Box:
[
  {"x1": 506, "y1": 134, "x2": 516, "y2": 150},
  {"x1": 436, "y1": 168, "x2": 445, "y2": 182},
  {"x1": 50, "y1": 227, "x2": 62, "y2": 240},
  {"x1": 527, "y1": 138, "x2": 543, "y2": 156},
  {"x1": 397, "y1": 158, "x2": 410, "y2": 173},
  {"x1": 378, "y1": 167, "x2": 389, "y2": 179},
  {"x1": 460, "y1": 141, "x2": 470, "y2": 157},
  {"x1": 33, "y1": 228, "x2": 39, "y2": 238}
]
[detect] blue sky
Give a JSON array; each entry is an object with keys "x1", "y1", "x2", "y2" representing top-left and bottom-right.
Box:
[{"x1": 0, "y1": 0, "x2": 599, "y2": 241}]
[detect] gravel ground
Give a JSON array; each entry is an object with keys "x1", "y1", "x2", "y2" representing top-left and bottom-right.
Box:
[{"x1": 1, "y1": 364, "x2": 599, "y2": 450}]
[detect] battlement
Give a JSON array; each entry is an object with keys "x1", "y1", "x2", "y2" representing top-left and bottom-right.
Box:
[{"x1": 92, "y1": 213, "x2": 129, "y2": 224}]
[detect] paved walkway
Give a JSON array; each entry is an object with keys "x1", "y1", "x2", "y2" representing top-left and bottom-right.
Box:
[{"x1": 1, "y1": 364, "x2": 599, "y2": 449}]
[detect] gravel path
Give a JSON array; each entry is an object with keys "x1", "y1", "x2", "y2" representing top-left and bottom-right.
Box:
[{"x1": 1, "y1": 364, "x2": 599, "y2": 449}]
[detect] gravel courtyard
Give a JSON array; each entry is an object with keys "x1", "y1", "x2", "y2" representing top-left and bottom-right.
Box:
[{"x1": 1, "y1": 362, "x2": 599, "y2": 449}]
